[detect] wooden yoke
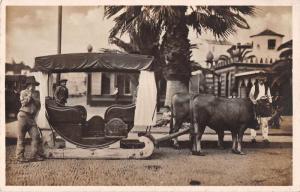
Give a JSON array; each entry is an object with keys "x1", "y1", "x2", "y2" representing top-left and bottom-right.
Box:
[{"x1": 154, "y1": 128, "x2": 190, "y2": 145}]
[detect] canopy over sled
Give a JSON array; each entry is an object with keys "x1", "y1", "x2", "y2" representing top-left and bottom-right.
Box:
[{"x1": 34, "y1": 52, "x2": 154, "y2": 73}]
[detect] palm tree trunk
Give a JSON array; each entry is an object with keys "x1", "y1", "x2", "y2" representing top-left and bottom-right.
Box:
[
  {"x1": 161, "y1": 6, "x2": 191, "y2": 107},
  {"x1": 164, "y1": 80, "x2": 188, "y2": 107}
]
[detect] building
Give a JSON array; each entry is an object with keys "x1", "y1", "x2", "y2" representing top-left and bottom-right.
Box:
[
  {"x1": 250, "y1": 29, "x2": 284, "y2": 64},
  {"x1": 199, "y1": 39, "x2": 233, "y2": 68},
  {"x1": 87, "y1": 72, "x2": 138, "y2": 106},
  {"x1": 60, "y1": 73, "x2": 87, "y2": 96},
  {"x1": 213, "y1": 62, "x2": 271, "y2": 98},
  {"x1": 210, "y1": 29, "x2": 285, "y2": 98},
  {"x1": 5, "y1": 62, "x2": 32, "y2": 75}
]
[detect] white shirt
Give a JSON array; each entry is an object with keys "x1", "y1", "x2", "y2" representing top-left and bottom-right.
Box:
[{"x1": 249, "y1": 83, "x2": 272, "y2": 103}]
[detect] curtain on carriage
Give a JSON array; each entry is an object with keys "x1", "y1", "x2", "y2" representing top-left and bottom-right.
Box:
[{"x1": 134, "y1": 71, "x2": 157, "y2": 127}]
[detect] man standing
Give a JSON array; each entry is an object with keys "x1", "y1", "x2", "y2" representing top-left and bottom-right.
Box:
[
  {"x1": 16, "y1": 77, "x2": 43, "y2": 162},
  {"x1": 249, "y1": 76, "x2": 272, "y2": 144},
  {"x1": 54, "y1": 79, "x2": 69, "y2": 106}
]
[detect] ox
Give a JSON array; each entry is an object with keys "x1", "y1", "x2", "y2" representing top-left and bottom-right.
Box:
[{"x1": 170, "y1": 93, "x2": 259, "y2": 155}]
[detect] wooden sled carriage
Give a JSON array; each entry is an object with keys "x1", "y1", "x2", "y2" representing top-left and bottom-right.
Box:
[{"x1": 33, "y1": 53, "x2": 157, "y2": 159}]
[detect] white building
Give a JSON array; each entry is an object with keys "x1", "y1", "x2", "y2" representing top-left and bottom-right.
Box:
[
  {"x1": 211, "y1": 29, "x2": 285, "y2": 97},
  {"x1": 201, "y1": 39, "x2": 233, "y2": 67},
  {"x1": 250, "y1": 29, "x2": 284, "y2": 64}
]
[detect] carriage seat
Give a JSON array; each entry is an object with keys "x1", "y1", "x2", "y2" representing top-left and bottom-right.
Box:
[
  {"x1": 45, "y1": 97, "x2": 136, "y2": 139},
  {"x1": 104, "y1": 103, "x2": 136, "y2": 129},
  {"x1": 45, "y1": 99, "x2": 87, "y2": 125}
]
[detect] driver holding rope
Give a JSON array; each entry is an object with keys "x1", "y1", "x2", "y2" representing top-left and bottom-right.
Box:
[{"x1": 249, "y1": 75, "x2": 272, "y2": 144}]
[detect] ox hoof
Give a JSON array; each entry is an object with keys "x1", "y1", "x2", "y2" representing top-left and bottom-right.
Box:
[
  {"x1": 192, "y1": 151, "x2": 205, "y2": 156},
  {"x1": 218, "y1": 145, "x2": 225, "y2": 150},
  {"x1": 232, "y1": 149, "x2": 246, "y2": 155}
]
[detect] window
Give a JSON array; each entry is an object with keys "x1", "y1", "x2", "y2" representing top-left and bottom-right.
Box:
[
  {"x1": 268, "y1": 39, "x2": 276, "y2": 50},
  {"x1": 257, "y1": 44, "x2": 260, "y2": 49},
  {"x1": 124, "y1": 78, "x2": 131, "y2": 95},
  {"x1": 101, "y1": 73, "x2": 111, "y2": 95}
]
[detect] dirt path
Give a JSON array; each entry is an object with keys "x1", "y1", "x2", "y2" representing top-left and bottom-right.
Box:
[{"x1": 6, "y1": 145, "x2": 292, "y2": 186}]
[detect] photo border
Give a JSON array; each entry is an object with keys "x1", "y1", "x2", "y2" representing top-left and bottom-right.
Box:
[{"x1": 1, "y1": 0, "x2": 299, "y2": 191}]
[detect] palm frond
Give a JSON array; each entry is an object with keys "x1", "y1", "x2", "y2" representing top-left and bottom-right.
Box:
[
  {"x1": 218, "y1": 54, "x2": 230, "y2": 61},
  {"x1": 151, "y1": 6, "x2": 179, "y2": 25},
  {"x1": 271, "y1": 70, "x2": 292, "y2": 86},
  {"x1": 272, "y1": 59, "x2": 292, "y2": 71},
  {"x1": 108, "y1": 6, "x2": 144, "y2": 38},
  {"x1": 246, "y1": 55, "x2": 256, "y2": 59},
  {"x1": 104, "y1": 6, "x2": 125, "y2": 19},
  {"x1": 109, "y1": 37, "x2": 136, "y2": 53},
  {"x1": 242, "y1": 50, "x2": 252, "y2": 58},
  {"x1": 187, "y1": 6, "x2": 256, "y2": 39},
  {"x1": 277, "y1": 40, "x2": 292, "y2": 51},
  {"x1": 230, "y1": 6, "x2": 256, "y2": 15},
  {"x1": 279, "y1": 49, "x2": 292, "y2": 59}
]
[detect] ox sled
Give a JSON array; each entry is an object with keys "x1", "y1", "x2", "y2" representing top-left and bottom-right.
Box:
[{"x1": 32, "y1": 52, "x2": 158, "y2": 159}]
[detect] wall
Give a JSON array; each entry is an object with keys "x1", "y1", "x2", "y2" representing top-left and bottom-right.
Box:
[
  {"x1": 214, "y1": 64, "x2": 271, "y2": 97},
  {"x1": 61, "y1": 73, "x2": 87, "y2": 96},
  {"x1": 251, "y1": 35, "x2": 283, "y2": 63},
  {"x1": 195, "y1": 40, "x2": 232, "y2": 66},
  {"x1": 214, "y1": 65, "x2": 236, "y2": 97}
]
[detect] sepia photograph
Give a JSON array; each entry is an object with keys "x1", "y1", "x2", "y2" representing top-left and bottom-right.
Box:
[{"x1": 1, "y1": 1, "x2": 299, "y2": 191}]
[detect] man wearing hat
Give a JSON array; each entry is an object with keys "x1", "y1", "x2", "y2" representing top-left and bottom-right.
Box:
[
  {"x1": 16, "y1": 77, "x2": 44, "y2": 162},
  {"x1": 249, "y1": 75, "x2": 272, "y2": 144},
  {"x1": 54, "y1": 79, "x2": 69, "y2": 106}
]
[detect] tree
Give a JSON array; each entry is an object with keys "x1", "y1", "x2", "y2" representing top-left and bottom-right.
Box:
[
  {"x1": 105, "y1": 7, "x2": 164, "y2": 109},
  {"x1": 105, "y1": 6, "x2": 256, "y2": 106},
  {"x1": 270, "y1": 40, "x2": 292, "y2": 115},
  {"x1": 271, "y1": 40, "x2": 292, "y2": 86},
  {"x1": 226, "y1": 43, "x2": 255, "y2": 62},
  {"x1": 215, "y1": 43, "x2": 255, "y2": 67}
]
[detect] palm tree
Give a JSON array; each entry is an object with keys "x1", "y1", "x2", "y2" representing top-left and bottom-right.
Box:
[
  {"x1": 271, "y1": 40, "x2": 292, "y2": 87},
  {"x1": 227, "y1": 43, "x2": 255, "y2": 62},
  {"x1": 105, "y1": 6, "x2": 256, "y2": 106},
  {"x1": 270, "y1": 40, "x2": 292, "y2": 115},
  {"x1": 215, "y1": 43, "x2": 255, "y2": 67},
  {"x1": 105, "y1": 7, "x2": 165, "y2": 109}
]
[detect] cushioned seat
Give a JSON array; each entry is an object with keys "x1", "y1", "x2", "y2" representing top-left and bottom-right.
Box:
[
  {"x1": 104, "y1": 103, "x2": 136, "y2": 129},
  {"x1": 45, "y1": 97, "x2": 136, "y2": 148}
]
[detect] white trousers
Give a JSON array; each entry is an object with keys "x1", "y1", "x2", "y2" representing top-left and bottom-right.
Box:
[{"x1": 250, "y1": 117, "x2": 270, "y2": 140}]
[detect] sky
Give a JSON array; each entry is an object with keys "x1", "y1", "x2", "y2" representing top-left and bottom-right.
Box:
[{"x1": 5, "y1": 6, "x2": 292, "y2": 68}]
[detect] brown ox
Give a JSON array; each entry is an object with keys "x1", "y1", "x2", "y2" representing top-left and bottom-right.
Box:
[{"x1": 170, "y1": 93, "x2": 259, "y2": 155}]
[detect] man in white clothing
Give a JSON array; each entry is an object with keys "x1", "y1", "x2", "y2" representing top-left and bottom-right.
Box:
[{"x1": 249, "y1": 75, "x2": 272, "y2": 144}]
